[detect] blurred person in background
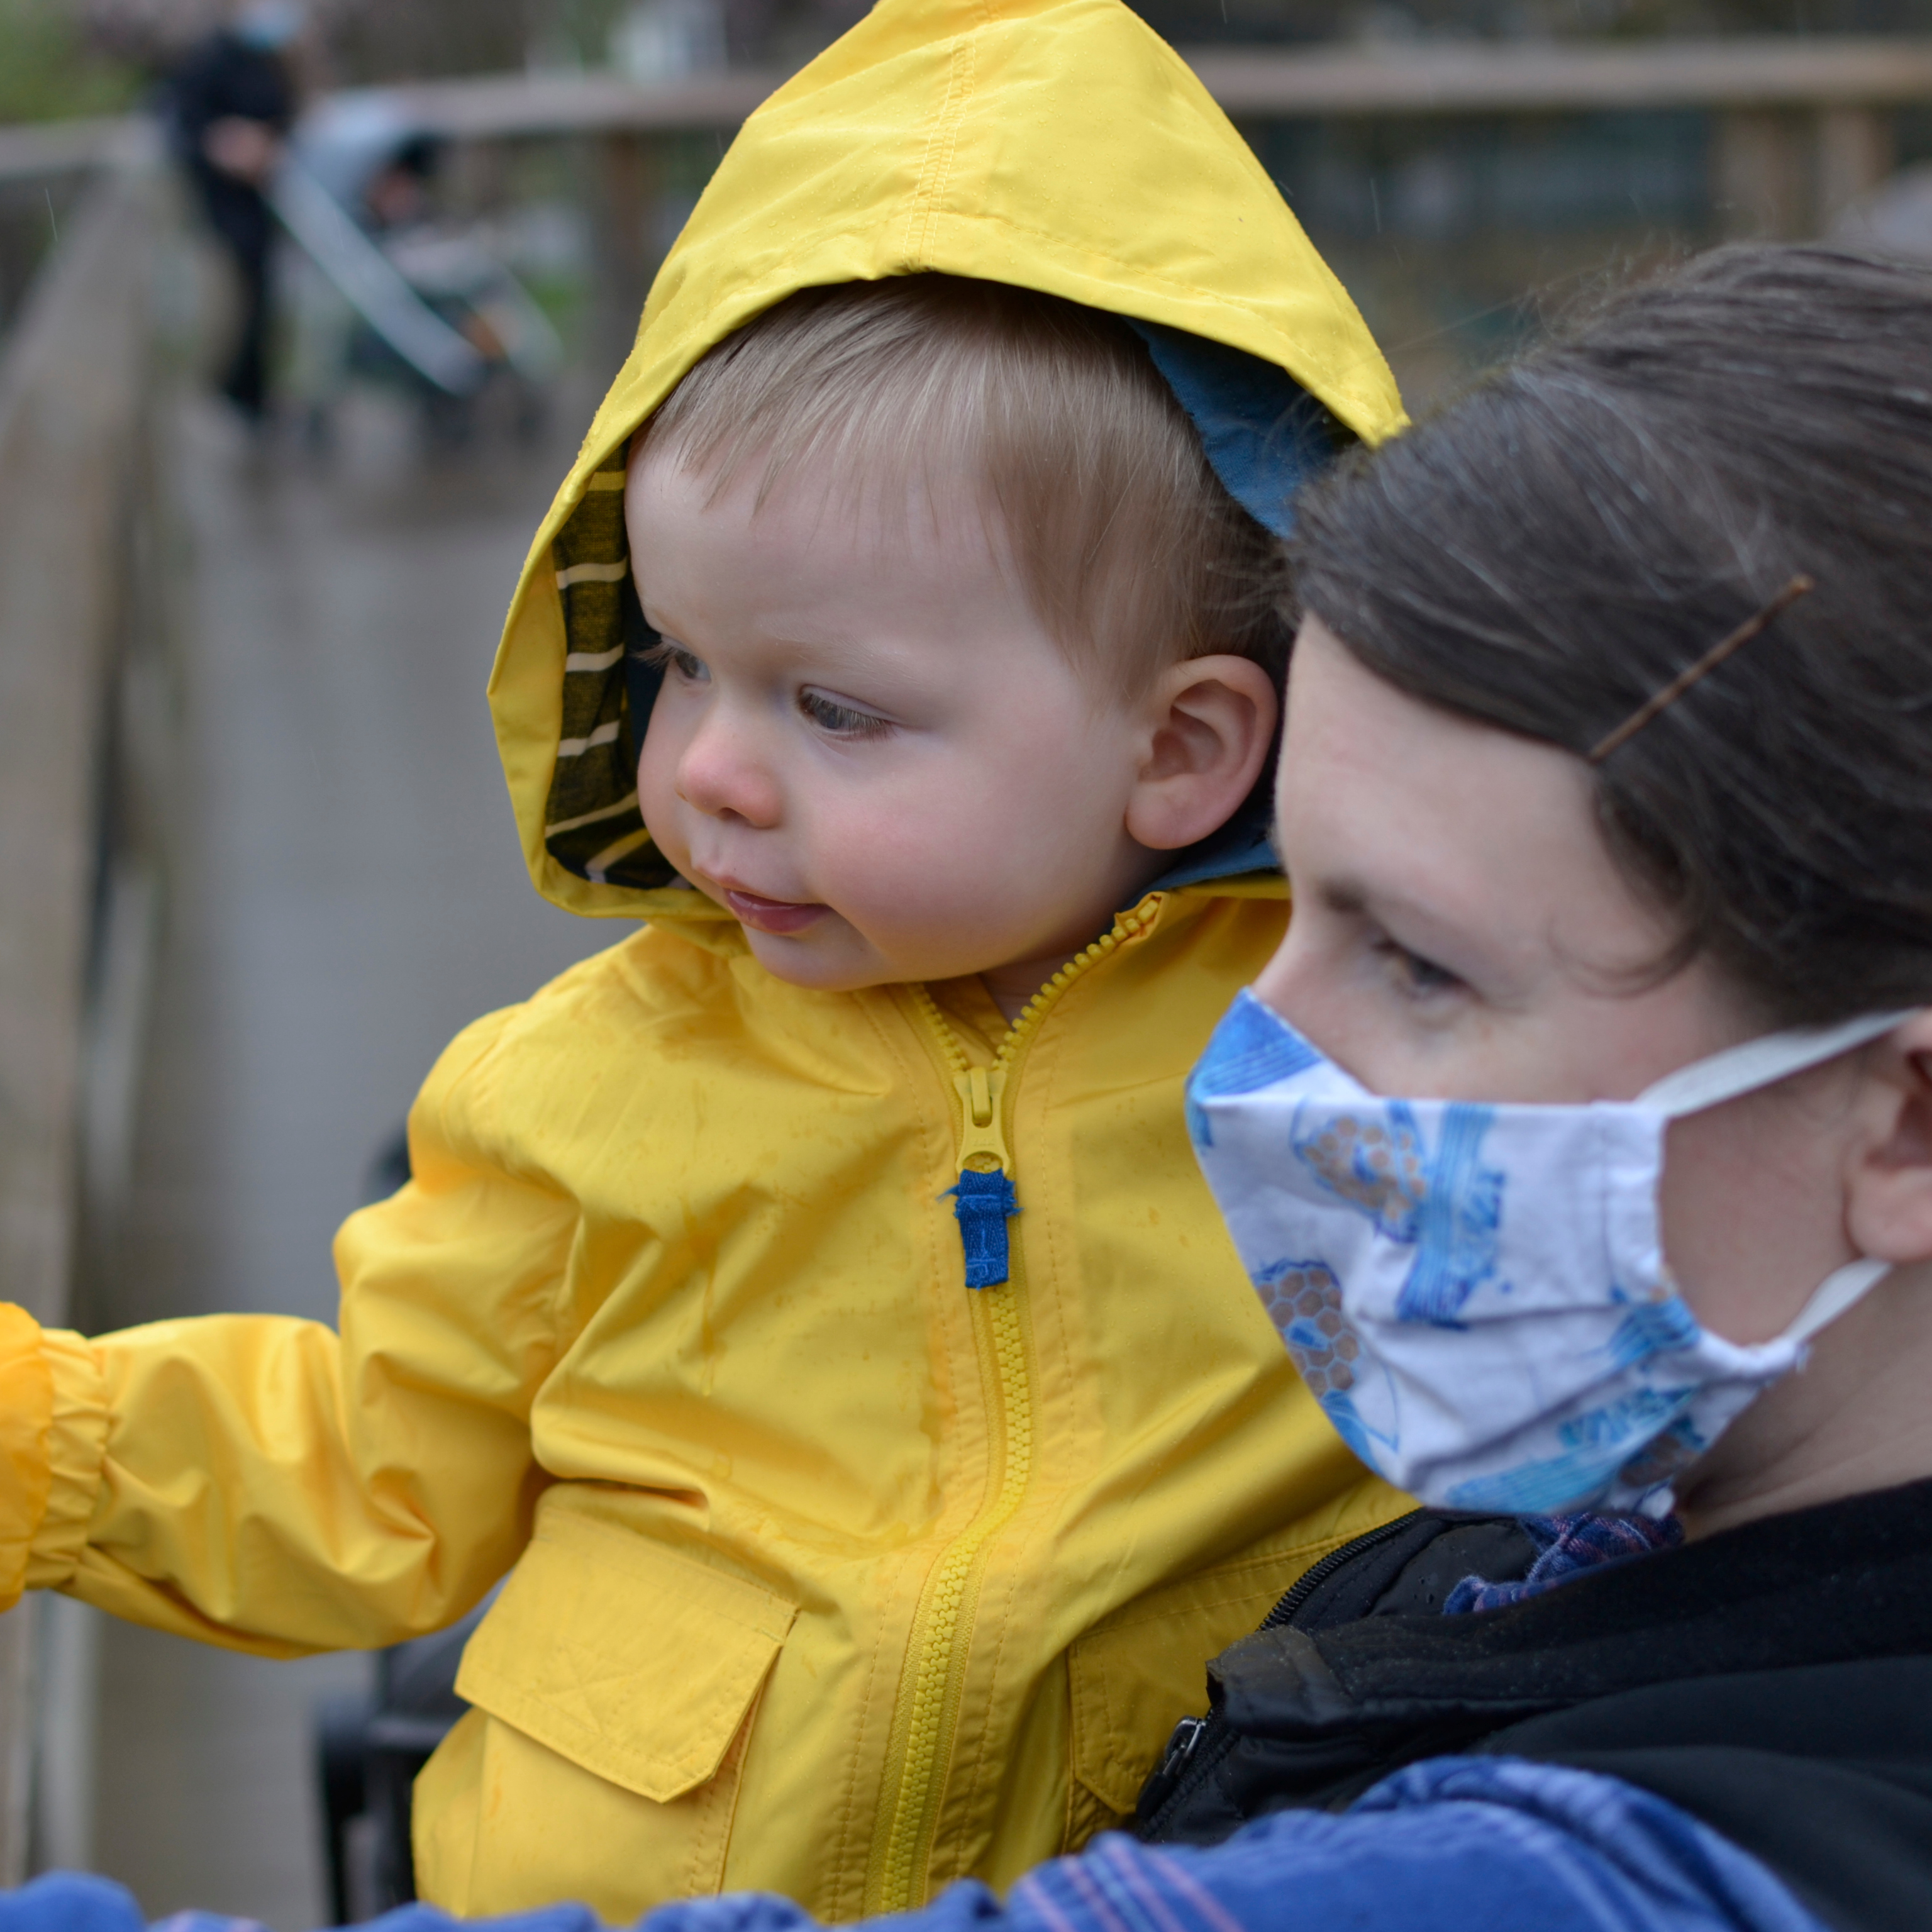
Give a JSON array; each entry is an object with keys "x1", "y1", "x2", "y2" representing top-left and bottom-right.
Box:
[{"x1": 164, "y1": 0, "x2": 308, "y2": 424}]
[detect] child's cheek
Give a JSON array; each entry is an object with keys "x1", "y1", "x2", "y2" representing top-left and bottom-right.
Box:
[{"x1": 636, "y1": 747, "x2": 686, "y2": 872}]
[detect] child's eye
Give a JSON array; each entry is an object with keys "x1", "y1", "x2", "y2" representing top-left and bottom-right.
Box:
[
  {"x1": 641, "y1": 640, "x2": 708, "y2": 684},
  {"x1": 799, "y1": 689, "x2": 893, "y2": 740},
  {"x1": 1371, "y1": 935, "x2": 1463, "y2": 999}
]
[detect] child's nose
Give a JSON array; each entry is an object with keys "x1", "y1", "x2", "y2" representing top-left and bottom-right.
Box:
[{"x1": 675, "y1": 716, "x2": 783, "y2": 828}]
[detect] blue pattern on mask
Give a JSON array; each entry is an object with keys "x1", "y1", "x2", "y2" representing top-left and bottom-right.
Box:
[
  {"x1": 1444, "y1": 1387, "x2": 1699, "y2": 1514},
  {"x1": 1399, "y1": 1105, "x2": 1504, "y2": 1323},
  {"x1": 1611, "y1": 1413, "x2": 1709, "y2": 1495},
  {"x1": 1559, "y1": 1387, "x2": 1699, "y2": 1451},
  {"x1": 1291, "y1": 1099, "x2": 1504, "y2": 1326},
  {"x1": 1601, "y1": 1297, "x2": 1703, "y2": 1370},
  {"x1": 1291, "y1": 1101, "x2": 1430, "y2": 1241},
  {"x1": 1313, "y1": 1389, "x2": 1387, "y2": 1464},
  {"x1": 1186, "y1": 996, "x2": 1323, "y2": 1148},
  {"x1": 1250, "y1": 1256, "x2": 1397, "y2": 1458}
]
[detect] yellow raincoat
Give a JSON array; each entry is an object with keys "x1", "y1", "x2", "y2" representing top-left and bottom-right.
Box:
[{"x1": 0, "y1": 0, "x2": 1409, "y2": 1919}]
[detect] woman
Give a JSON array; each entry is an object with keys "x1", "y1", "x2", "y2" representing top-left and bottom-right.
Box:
[
  {"x1": 16, "y1": 243, "x2": 1930, "y2": 1932},
  {"x1": 1127, "y1": 241, "x2": 1932, "y2": 1932}
]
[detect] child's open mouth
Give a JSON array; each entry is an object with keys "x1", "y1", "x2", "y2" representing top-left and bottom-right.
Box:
[{"x1": 721, "y1": 887, "x2": 830, "y2": 935}]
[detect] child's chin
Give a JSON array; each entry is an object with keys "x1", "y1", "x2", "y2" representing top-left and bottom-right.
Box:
[{"x1": 742, "y1": 926, "x2": 891, "y2": 994}]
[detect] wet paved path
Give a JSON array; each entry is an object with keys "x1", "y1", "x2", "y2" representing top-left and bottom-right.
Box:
[{"x1": 89, "y1": 387, "x2": 610, "y2": 1929}]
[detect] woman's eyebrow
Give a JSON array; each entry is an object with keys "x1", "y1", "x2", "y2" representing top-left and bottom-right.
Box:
[
  {"x1": 1314, "y1": 877, "x2": 1369, "y2": 916},
  {"x1": 1315, "y1": 875, "x2": 1456, "y2": 929},
  {"x1": 1316, "y1": 871, "x2": 1497, "y2": 963}
]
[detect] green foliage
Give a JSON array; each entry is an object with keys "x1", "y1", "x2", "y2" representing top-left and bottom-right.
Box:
[{"x1": 0, "y1": 0, "x2": 140, "y2": 123}]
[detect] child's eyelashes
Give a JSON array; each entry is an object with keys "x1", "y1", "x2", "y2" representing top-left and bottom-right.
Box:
[
  {"x1": 640, "y1": 641, "x2": 894, "y2": 740},
  {"x1": 641, "y1": 640, "x2": 708, "y2": 684},
  {"x1": 799, "y1": 689, "x2": 894, "y2": 740}
]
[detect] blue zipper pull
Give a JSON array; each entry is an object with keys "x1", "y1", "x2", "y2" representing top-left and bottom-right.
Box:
[
  {"x1": 946, "y1": 1067, "x2": 1018, "y2": 1289},
  {"x1": 947, "y1": 1168, "x2": 1019, "y2": 1288}
]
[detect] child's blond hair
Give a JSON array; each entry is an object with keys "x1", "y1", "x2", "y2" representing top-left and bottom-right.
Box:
[{"x1": 637, "y1": 274, "x2": 1291, "y2": 696}]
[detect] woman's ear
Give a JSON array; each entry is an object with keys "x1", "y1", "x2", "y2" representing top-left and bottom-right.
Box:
[
  {"x1": 1845, "y1": 1011, "x2": 1932, "y2": 1267},
  {"x1": 1123, "y1": 655, "x2": 1280, "y2": 853}
]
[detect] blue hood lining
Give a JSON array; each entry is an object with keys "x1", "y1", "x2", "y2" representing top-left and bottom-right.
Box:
[{"x1": 1126, "y1": 319, "x2": 1345, "y2": 539}]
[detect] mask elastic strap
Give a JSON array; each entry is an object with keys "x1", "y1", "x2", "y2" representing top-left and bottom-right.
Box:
[
  {"x1": 1783, "y1": 1257, "x2": 1892, "y2": 1348},
  {"x1": 1640, "y1": 1014, "x2": 1913, "y2": 1357},
  {"x1": 1635, "y1": 1010, "x2": 1916, "y2": 1119}
]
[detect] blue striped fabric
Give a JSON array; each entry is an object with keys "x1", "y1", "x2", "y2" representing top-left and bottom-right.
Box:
[{"x1": 0, "y1": 1752, "x2": 1821, "y2": 1932}]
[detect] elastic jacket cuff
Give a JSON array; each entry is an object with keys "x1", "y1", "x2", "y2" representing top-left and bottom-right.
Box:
[
  {"x1": 0, "y1": 1305, "x2": 53, "y2": 1608},
  {"x1": 22, "y1": 1328, "x2": 108, "y2": 1594}
]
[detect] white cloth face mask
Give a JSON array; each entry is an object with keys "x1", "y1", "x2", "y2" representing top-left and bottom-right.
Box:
[{"x1": 1189, "y1": 991, "x2": 1911, "y2": 1518}]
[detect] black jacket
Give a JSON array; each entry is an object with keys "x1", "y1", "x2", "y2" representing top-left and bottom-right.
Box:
[
  {"x1": 164, "y1": 30, "x2": 295, "y2": 245},
  {"x1": 1136, "y1": 1480, "x2": 1932, "y2": 1932}
]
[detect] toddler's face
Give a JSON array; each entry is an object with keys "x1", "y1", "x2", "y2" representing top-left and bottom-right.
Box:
[{"x1": 626, "y1": 447, "x2": 1167, "y2": 1002}]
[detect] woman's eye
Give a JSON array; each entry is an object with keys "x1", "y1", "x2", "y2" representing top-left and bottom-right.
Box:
[
  {"x1": 799, "y1": 689, "x2": 892, "y2": 740},
  {"x1": 1372, "y1": 936, "x2": 1463, "y2": 999},
  {"x1": 642, "y1": 641, "x2": 707, "y2": 683}
]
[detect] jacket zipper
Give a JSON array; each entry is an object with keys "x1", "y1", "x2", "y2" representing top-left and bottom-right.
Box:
[
  {"x1": 1259, "y1": 1509, "x2": 1423, "y2": 1629},
  {"x1": 1136, "y1": 1510, "x2": 1424, "y2": 1835},
  {"x1": 866, "y1": 904, "x2": 1154, "y2": 1913}
]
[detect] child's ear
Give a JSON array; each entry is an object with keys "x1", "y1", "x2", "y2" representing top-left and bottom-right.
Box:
[
  {"x1": 1123, "y1": 655, "x2": 1280, "y2": 853},
  {"x1": 1845, "y1": 1012, "x2": 1932, "y2": 1268}
]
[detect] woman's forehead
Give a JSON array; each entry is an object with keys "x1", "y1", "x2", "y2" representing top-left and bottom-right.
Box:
[{"x1": 1278, "y1": 619, "x2": 1656, "y2": 962}]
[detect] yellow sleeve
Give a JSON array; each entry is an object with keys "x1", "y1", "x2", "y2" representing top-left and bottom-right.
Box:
[
  {"x1": 0, "y1": 1303, "x2": 56, "y2": 1609},
  {"x1": 10, "y1": 1009, "x2": 578, "y2": 1657}
]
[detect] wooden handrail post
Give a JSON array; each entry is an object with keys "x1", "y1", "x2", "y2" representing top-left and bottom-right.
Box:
[
  {"x1": 596, "y1": 130, "x2": 664, "y2": 373},
  {"x1": 1713, "y1": 108, "x2": 1809, "y2": 237},
  {"x1": 1816, "y1": 104, "x2": 1895, "y2": 228},
  {"x1": 0, "y1": 164, "x2": 160, "y2": 1884}
]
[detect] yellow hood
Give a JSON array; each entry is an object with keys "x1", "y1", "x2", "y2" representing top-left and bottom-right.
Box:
[{"x1": 489, "y1": 0, "x2": 1404, "y2": 923}]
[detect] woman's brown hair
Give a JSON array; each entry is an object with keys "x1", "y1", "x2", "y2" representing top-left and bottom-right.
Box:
[{"x1": 1291, "y1": 244, "x2": 1932, "y2": 1028}]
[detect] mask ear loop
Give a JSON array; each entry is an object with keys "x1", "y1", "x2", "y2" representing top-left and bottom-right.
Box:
[
  {"x1": 1636, "y1": 1009, "x2": 1915, "y2": 1117},
  {"x1": 1638, "y1": 1009, "x2": 1916, "y2": 1350},
  {"x1": 1782, "y1": 1257, "x2": 1892, "y2": 1346},
  {"x1": 1595, "y1": 575, "x2": 1913, "y2": 1353}
]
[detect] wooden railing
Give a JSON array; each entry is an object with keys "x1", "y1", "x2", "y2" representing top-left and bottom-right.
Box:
[
  {"x1": 345, "y1": 36, "x2": 1932, "y2": 345},
  {"x1": 0, "y1": 159, "x2": 168, "y2": 1884},
  {"x1": 0, "y1": 117, "x2": 146, "y2": 186},
  {"x1": 364, "y1": 36, "x2": 1932, "y2": 244},
  {"x1": 4, "y1": 35, "x2": 1928, "y2": 212}
]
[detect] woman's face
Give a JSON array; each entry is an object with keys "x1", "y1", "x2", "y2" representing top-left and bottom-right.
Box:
[{"x1": 1254, "y1": 618, "x2": 1867, "y2": 1347}]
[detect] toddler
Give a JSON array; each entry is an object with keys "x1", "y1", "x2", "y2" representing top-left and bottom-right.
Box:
[{"x1": 0, "y1": 0, "x2": 1408, "y2": 1920}]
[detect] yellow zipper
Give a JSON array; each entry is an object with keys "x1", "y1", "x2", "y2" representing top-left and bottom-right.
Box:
[{"x1": 866, "y1": 903, "x2": 1154, "y2": 1913}]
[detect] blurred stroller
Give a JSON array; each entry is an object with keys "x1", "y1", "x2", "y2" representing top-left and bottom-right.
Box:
[{"x1": 275, "y1": 93, "x2": 565, "y2": 453}]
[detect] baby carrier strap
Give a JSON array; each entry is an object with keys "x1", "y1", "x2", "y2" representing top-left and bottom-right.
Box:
[{"x1": 1136, "y1": 1479, "x2": 1932, "y2": 1932}]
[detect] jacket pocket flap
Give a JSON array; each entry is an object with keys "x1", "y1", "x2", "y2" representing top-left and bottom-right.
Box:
[
  {"x1": 1069, "y1": 1541, "x2": 1349, "y2": 1816},
  {"x1": 457, "y1": 1519, "x2": 797, "y2": 1804}
]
